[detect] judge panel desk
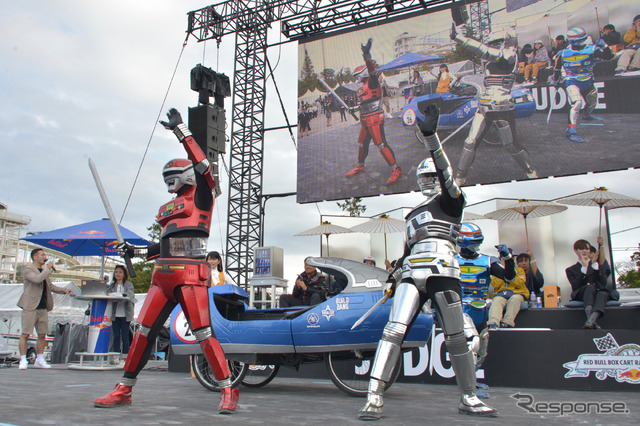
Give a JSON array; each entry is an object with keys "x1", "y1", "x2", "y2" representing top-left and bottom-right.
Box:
[{"x1": 483, "y1": 306, "x2": 640, "y2": 392}]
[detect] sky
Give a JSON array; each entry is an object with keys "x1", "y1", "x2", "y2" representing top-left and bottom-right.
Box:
[{"x1": 2, "y1": 0, "x2": 640, "y2": 289}]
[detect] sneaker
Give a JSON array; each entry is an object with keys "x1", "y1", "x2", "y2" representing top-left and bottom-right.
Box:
[
  {"x1": 614, "y1": 69, "x2": 625, "y2": 76},
  {"x1": 345, "y1": 164, "x2": 365, "y2": 177},
  {"x1": 386, "y1": 167, "x2": 402, "y2": 184},
  {"x1": 488, "y1": 323, "x2": 498, "y2": 330},
  {"x1": 18, "y1": 359, "x2": 28, "y2": 370},
  {"x1": 33, "y1": 358, "x2": 51, "y2": 369}
]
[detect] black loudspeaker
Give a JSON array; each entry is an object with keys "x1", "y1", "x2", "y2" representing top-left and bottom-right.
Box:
[
  {"x1": 451, "y1": 4, "x2": 468, "y2": 26},
  {"x1": 188, "y1": 104, "x2": 225, "y2": 197}
]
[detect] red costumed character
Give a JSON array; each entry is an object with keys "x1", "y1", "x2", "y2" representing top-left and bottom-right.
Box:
[
  {"x1": 346, "y1": 38, "x2": 401, "y2": 185},
  {"x1": 94, "y1": 108, "x2": 239, "y2": 414}
]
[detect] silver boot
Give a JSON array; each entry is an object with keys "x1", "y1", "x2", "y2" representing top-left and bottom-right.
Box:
[
  {"x1": 358, "y1": 378, "x2": 385, "y2": 421},
  {"x1": 459, "y1": 394, "x2": 498, "y2": 417}
]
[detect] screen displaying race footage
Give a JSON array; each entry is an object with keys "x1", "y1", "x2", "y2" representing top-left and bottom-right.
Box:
[{"x1": 296, "y1": 0, "x2": 640, "y2": 204}]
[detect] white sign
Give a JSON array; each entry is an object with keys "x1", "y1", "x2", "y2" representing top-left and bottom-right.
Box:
[{"x1": 563, "y1": 333, "x2": 640, "y2": 384}]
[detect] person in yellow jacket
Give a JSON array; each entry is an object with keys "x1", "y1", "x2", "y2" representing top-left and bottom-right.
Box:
[
  {"x1": 487, "y1": 264, "x2": 530, "y2": 329},
  {"x1": 429, "y1": 64, "x2": 456, "y2": 94}
]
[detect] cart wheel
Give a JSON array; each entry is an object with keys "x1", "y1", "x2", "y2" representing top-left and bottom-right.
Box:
[
  {"x1": 241, "y1": 364, "x2": 280, "y2": 388},
  {"x1": 190, "y1": 355, "x2": 248, "y2": 392},
  {"x1": 325, "y1": 351, "x2": 401, "y2": 397}
]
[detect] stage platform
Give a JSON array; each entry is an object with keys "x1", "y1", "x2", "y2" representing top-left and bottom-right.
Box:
[
  {"x1": 1, "y1": 362, "x2": 639, "y2": 425},
  {"x1": 168, "y1": 306, "x2": 640, "y2": 393}
]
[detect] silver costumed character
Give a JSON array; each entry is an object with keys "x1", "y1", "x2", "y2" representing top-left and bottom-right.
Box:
[
  {"x1": 450, "y1": 24, "x2": 538, "y2": 185},
  {"x1": 358, "y1": 104, "x2": 497, "y2": 420}
]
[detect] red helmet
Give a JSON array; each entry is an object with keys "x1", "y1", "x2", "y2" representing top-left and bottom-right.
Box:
[
  {"x1": 163, "y1": 158, "x2": 195, "y2": 193},
  {"x1": 353, "y1": 65, "x2": 368, "y2": 80}
]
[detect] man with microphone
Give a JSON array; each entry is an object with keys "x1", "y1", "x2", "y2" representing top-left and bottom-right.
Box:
[{"x1": 17, "y1": 248, "x2": 73, "y2": 369}]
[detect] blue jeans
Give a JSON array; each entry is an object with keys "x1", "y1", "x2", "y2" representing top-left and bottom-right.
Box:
[{"x1": 111, "y1": 317, "x2": 130, "y2": 354}]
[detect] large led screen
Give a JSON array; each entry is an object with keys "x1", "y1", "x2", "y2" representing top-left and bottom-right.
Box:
[{"x1": 296, "y1": 0, "x2": 640, "y2": 204}]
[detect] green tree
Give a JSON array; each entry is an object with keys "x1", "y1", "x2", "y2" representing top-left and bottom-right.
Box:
[
  {"x1": 301, "y1": 47, "x2": 315, "y2": 80},
  {"x1": 130, "y1": 222, "x2": 161, "y2": 293},
  {"x1": 617, "y1": 248, "x2": 640, "y2": 288},
  {"x1": 336, "y1": 198, "x2": 367, "y2": 217}
]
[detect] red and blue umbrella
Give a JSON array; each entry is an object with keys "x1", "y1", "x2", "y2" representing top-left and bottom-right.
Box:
[
  {"x1": 377, "y1": 52, "x2": 444, "y2": 72},
  {"x1": 22, "y1": 218, "x2": 149, "y2": 258}
]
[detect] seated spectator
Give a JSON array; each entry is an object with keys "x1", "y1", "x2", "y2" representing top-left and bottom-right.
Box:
[
  {"x1": 550, "y1": 35, "x2": 569, "y2": 60},
  {"x1": 487, "y1": 258, "x2": 530, "y2": 329},
  {"x1": 615, "y1": 14, "x2": 640, "y2": 75},
  {"x1": 363, "y1": 256, "x2": 376, "y2": 267},
  {"x1": 516, "y1": 250, "x2": 544, "y2": 300},
  {"x1": 565, "y1": 238, "x2": 613, "y2": 329},
  {"x1": 279, "y1": 260, "x2": 326, "y2": 307},
  {"x1": 518, "y1": 44, "x2": 533, "y2": 73},
  {"x1": 524, "y1": 40, "x2": 551, "y2": 83},
  {"x1": 601, "y1": 24, "x2": 622, "y2": 47}
]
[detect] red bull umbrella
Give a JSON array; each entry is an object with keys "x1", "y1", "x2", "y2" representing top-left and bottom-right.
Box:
[{"x1": 21, "y1": 218, "x2": 149, "y2": 258}]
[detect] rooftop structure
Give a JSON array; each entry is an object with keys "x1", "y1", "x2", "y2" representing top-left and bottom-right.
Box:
[
  {"x1": 0, "y1": 202, "x2": 31, "y2": 283},
  {"x1": 0, "y1": 203, "x2": 116, "y2": 284}
]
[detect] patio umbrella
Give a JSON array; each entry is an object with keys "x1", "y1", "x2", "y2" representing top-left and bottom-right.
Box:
[
  {"x1": 483, "y1": 199, "x2": 567, "y2": 249},
  {"x1": 294, "y1": 221, "x2": 352, "y2": 256},
  {"x1": 555, "y1": 187, "x2": 640, "y2": 238},
  {"x1": 22, "y1": 218, "x2": 150, "y2": 276},
  {"x1": 349, "y1": 214, "x2": 406, "y2": 260}
]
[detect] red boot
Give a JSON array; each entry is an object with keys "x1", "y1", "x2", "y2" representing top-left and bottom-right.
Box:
[
  {"x1": 346, "y1": 164, "x2": 365, "y2": 177},
  {"x1": 218, "y1": 387, "x2": 239, "y2": 414},
  {"x1": 386, "y1": 167, "x2": 401, "y2": 184},
  {"x1": 94, "y1": 384, "x2": 132, "y2": 408}
]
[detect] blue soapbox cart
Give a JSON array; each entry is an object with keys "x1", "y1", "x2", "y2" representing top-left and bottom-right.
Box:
[{"x1": 170, "y1": 256, "x2": 434, "y2": 396}]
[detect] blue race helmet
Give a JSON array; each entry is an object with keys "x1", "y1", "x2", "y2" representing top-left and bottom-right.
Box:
[
  {"x1": 458, "y1": 222, "x2": 484, "y2": 252},
  {"x1": 567, "y1": 27, "x2": 588, "y2": 48}
]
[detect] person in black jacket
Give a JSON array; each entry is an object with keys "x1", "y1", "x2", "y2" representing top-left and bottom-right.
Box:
[
  {"x1": 279, "y1": 261, "x2": 326, "y2": 307},
  {"x1": 566, "y1": 238, "x2": 610, "y2": 329}
]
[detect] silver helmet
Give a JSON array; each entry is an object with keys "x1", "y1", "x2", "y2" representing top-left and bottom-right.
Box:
[{"x1": 416, "y1": 158, "x2": 439, "y2": 197}]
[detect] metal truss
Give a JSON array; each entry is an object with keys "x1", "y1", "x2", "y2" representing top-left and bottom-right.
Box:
[
  {"x1": 468, "y1": 0, "x2": 490, "y2": 42},
  {"x1": 187, "y1": 0, "x2": 461, "y2": 286},
  {"x1": 225, "y1": 23, "x2": 268, "y2": 288}
]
